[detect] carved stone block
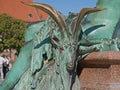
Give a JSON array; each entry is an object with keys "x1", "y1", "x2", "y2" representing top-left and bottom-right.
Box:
[{"x1": 78, "y1": 51, "x2": 120, "y2": 90}]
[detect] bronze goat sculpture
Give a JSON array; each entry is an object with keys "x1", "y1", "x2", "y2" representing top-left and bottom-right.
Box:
[{"x1": 1, "y1": 0, "x2": 120, "y2": 90}]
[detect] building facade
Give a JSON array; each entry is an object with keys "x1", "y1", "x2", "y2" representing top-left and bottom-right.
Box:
[{"x1": 0, "y1": 0, "x2": 48, "y2": 22}]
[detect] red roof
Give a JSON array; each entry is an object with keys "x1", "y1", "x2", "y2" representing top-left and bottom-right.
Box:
[{"x1": 0, "y1": 0, "x2": 48, "y2": 22}]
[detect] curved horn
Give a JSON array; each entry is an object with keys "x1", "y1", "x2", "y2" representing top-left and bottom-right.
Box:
[
  {"x1": 21, "y1": 2, "x2": 69, "y2": 36},
  {"x1": 73, "y1": 8, "x2": 105, "y2": 37}
]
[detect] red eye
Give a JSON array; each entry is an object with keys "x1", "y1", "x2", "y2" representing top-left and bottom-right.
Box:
[{"x1": 59, "y1": 47, "x2": 64, "y2": 52}]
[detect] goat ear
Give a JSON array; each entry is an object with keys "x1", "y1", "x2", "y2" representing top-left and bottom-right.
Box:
[{"x1": 50, "y1": 37, "x2": 59, "y2": 46}]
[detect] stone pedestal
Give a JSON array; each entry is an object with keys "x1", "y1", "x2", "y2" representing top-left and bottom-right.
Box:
[{"x1": 78, "y1": 51, "x2": 120, "y2": 90}]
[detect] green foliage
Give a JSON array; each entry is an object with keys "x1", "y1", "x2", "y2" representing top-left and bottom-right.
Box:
[{"x1": 0, "y1": 14, "x2": 25, "y2": 52}]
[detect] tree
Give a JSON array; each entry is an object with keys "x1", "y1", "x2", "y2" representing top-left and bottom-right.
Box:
[{"x1": 0, "y1": 14, "x2": 25, "y2": 52}]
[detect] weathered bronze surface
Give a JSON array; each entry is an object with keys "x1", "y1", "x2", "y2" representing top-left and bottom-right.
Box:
[{"x1": 1, "y1": 0, "x2": 120, "y2": 90}]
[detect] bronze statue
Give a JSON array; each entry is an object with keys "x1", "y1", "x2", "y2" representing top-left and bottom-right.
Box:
[{"x1": 1, "y1": 0, "x2": 120, "y2": 90}]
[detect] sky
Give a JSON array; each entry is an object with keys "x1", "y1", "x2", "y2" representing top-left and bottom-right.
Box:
[{"x1": 34, "y1": 0, "x2": 98, "y2": 15}]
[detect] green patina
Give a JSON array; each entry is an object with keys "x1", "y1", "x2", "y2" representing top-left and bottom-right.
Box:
[
  {"x1": 0, "y1": 0, "x2": 120, "y2": 90},
  {"x1": 80, "y1": 0, "x2": 120, "y2": 51}
]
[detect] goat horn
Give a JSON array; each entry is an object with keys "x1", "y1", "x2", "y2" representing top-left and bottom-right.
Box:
[
  {"x1": 21, "y1": 2, "x2": 69, "y2": 36},
  {"x1": 73, "y1": 8, "x2": 105, "y2": 37}
]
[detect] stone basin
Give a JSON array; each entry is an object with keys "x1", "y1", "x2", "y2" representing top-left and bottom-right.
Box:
[{"x1": 78, "y1": 51, "x2": 120, "y2": 90}]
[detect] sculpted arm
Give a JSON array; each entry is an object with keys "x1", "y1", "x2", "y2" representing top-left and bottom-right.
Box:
[{"x1": 0, "y1": 41, "x2": 33, "y2": 90}]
